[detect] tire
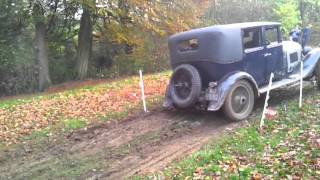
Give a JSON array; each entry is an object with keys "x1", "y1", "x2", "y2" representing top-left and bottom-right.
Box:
[
  {"x1": 223, "y1": 80, "x2": 255, "y2": 121},
  {"x1": 315, "y1": 61, "x2": 320, "y2": 89},
  {"x1": 169, "y1": 64, "x2": 202, "y2": 109}
]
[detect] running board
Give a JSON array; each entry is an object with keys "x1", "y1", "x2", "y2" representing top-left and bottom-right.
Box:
[{"x1": 258, "y1": 77, "x2": 301, "y2": 94}]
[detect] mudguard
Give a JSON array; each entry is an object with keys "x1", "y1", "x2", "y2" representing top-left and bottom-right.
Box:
[
  {"x1": 207, "y1": 71, "x2": 259, "y2": 111},
  {"x1": 302, "y1": 48, "x2": 320, "y2": 79}
]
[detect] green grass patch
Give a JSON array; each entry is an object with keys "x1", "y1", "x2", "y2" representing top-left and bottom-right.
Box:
[
  {"x1": 2, "y1": 154, "x2": 106, "y2": 180},
  {"x1": 63, "y1": 118, "x2": 87, "y2": 131},
  {"x1": 30, "y1": 127, "x2": 52, "y2": 138},
  {"x1": 0, "y1": 97, "x2": 37, "y2": 109}
]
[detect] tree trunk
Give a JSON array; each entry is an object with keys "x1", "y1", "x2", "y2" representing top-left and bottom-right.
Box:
[
  {"x1": 76, "y1": 7, "x2": 92, "y2": 80},
  {"x1": 118, "y1": 0, "x2": 130, "y2": 24},
  {"x1": 33, "y1": 4, "x2": 52, "y2": 91},
  {"x1": 299, "y1": 0, "x2": 306, "y2": 25}
]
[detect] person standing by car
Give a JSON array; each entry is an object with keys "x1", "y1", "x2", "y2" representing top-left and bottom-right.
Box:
[
  {"x1": 289, "y1": 26, "x2": 301, "y2": 43},
  {"x1": 301, "y1": 25, "x2": 312, "y2": 49}
]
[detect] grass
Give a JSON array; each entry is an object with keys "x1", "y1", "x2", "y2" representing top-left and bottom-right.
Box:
[
  {"x1": 63, "y1": 118, "x2": 87, "y2": 131},
  {"x1": 1, "y1": 151, "x2": 106, "y2": 180},
  {"x1": 139, "y1": 90, "x2": 320, "y2": 179},
  {"x1": 30, "y1": 127, "x2": 52, "y2": 138},
  {"x1": 0, "y1": 96, "x2": 36, "y2": 109}
]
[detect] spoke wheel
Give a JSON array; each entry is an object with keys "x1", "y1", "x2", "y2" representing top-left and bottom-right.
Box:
[
  {"x1": 172, "y1": 69, "x2": 193, "y2": 99},
  {"x1": 223, "y1": 80, "x2": 254, "y2": 121},
  {"x1": 169, "y1": 64, "x2": 202, "y2": 109}
]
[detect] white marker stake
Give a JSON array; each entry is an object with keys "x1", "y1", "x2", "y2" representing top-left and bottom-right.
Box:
[
  {"x1": 139, "y1": 70, "x2": 148, "y2": 113},
  {"x1": 260, "y1": 73, "x2": 274, "y2": 128},
  {"x1": 299, "y1": 61, "x2": 304, "y2": 108}
]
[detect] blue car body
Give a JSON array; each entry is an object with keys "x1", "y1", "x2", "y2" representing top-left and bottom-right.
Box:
[
  {"x1": 168, "y1": 22, "x2": 284, "y2": 87},
  {"x1": 165, "y1": 22, "x2": 320, "y2": 113}
]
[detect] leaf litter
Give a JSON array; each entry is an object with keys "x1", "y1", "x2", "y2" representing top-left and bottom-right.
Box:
[{"x1": 0, "y1": 72, "x2": 170, "y2": 145}]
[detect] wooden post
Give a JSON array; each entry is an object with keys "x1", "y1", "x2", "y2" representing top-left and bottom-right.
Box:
[
  {"x1": 299, "y1": 61, "x2": 304, "y2": 108},
  {"x1": 260, "y1": 73, "x2": 274, "y2": 128},
  {"x1": 139, "y1": 70, "x2": 148, "y2": 113}
]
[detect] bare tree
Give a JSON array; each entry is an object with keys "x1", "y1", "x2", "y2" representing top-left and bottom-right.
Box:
[
  {"x1": 76, "y1": 7, "x2": 93, "y2": 80},
  {"x1": 32, "y1": 1, "x2": 52, "y2": 91}
]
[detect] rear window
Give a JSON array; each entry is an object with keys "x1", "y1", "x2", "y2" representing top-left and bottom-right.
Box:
[{"x1": 178, "y1": 39, "x2": 199, "y2": 52}]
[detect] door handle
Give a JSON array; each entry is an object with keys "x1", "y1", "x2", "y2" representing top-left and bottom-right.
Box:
[{"x1": 264, "y1": 53, "x2": 272, "y2": 57}]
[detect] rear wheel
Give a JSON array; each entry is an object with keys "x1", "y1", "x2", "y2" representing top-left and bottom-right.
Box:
[
  {"x1": 223, "y1": 80, "x2": 255, "y2": 121},
  {"x1": 315, "y1": 61, "x2": 320, "y2": 89},
  {"x1": 169, "y1": 64, "x2": 202, "y2": 109}
]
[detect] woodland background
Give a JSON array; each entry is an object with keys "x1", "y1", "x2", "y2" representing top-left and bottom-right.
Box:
[{"x1": 1, "y1": 0, "x2": 320, "y2": 96}]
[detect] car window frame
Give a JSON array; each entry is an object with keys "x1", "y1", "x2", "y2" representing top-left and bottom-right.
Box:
[
  {"x1": 264, "y1": 25, "x2": 282, "y2": 49},
  {"x1": 242, "y1": 27, "x2": 264, "y2": 54}
]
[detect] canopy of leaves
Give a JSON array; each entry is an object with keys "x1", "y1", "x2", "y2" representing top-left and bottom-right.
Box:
[
  {"x1": 2, "y1": 0, "x2": 320, "y2": 96},
  {"x1": 274, "y1": 1, "x2": 301, "y2": 34}
]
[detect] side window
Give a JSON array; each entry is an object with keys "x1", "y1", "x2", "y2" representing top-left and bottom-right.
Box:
[
  {"x1": 243, "y1": 28, "x2": 262, "y2": 51},
  {"x1": 265, "y1": 27, "x2": 279, "y2": 45}
]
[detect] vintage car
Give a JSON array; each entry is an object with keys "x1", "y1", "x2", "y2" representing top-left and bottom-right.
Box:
[{"x1": 164, "y1": 22, "x2": 320, "y2": 121}]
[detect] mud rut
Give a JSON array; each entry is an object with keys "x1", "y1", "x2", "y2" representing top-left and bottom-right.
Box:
[
  {"x1": 99, "y1": 111, "x2": 244, "y2": 179},
  {"x1": 0, "y1": 86, "x2": 316, "y2": 180}
]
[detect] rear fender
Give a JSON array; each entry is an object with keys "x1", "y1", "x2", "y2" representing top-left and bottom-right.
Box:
[{"x1": 207, "y1": 71, "x2": 259, "y2": 111}]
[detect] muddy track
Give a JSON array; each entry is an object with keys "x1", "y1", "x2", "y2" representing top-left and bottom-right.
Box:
[
  {"x1": 0, "y1": 85, "x2": 317, "y2": 180},
  {"x1": 0, "y1": 107, "x2": 247, "y2": 180},
  {"x1": 67, "y1": 109, "x2": 246, "y2": 179},
  {"x1": 102, "y1": 113, "x2": 244, "y2": 179}
]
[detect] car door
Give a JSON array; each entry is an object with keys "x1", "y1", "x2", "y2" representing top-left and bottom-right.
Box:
[
  {"x1": 243, "y1": 27, "x2": 266, "y2": 85},
  {"x1": 263, "y1": 26, "x2": 284, "y2": 80}
]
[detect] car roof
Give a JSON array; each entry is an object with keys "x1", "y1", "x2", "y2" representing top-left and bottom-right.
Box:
[
  {"x1": 213, "y1": 22, "x2": 281, "y2": 29},
  {"x1": 168, "y1": 22, "x2": 281, "y2": 65},
  {"x1": 170, "y1": 22, "x2": 281, "y2": 40},
  {"x1": 170, "y1": 22, "x2": 281, "y2": 37}
]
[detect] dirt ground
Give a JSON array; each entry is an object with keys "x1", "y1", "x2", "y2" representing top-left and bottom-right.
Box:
[{"x1": 0, "y1": 86, "x2": 315, "y2": 180}]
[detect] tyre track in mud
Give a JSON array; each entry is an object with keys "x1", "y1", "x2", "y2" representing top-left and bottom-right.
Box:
[{"x1": 103, "y1": 114, "x2": 244, "y2": 180}]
